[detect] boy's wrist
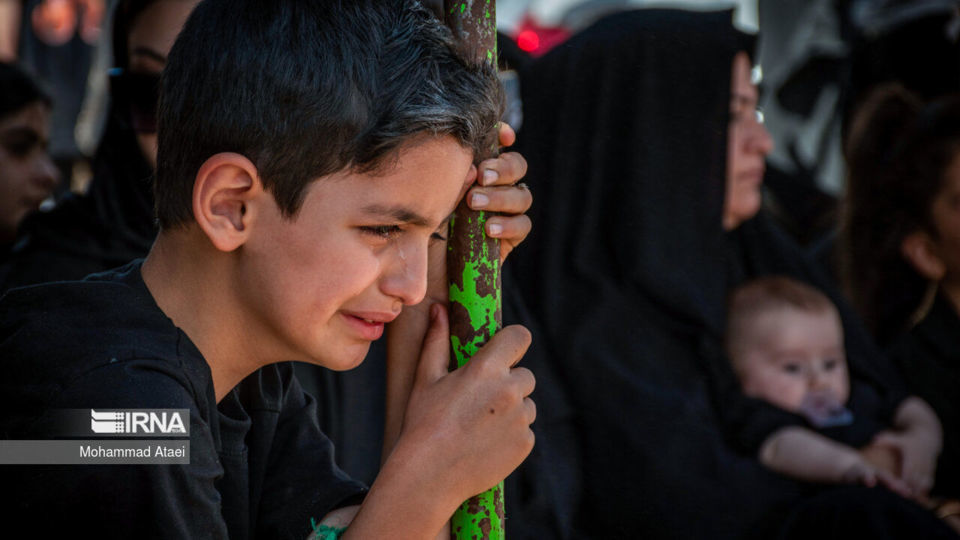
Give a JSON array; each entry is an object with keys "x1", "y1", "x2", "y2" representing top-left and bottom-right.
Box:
[{"x1": 358, "y1": 439, "x2": 460, "y2": 536}]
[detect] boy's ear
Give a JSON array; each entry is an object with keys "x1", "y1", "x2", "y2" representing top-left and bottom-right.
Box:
[
  {"x1": 901, "y1": 230, "x2": 946, "y2": 281},
  {"x1": 192, "y1": 152, "x2": 264, "y2": 252}
]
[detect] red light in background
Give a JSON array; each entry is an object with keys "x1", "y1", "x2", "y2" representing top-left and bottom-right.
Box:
[
  {"x1": 513, "y1": 15, "x2": 572, "y2": 57},
  {"x1": 517, "y1": 30, "x2": 540, "y2": 52}
]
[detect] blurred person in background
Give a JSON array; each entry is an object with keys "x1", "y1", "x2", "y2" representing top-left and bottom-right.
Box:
[
  {"x1": 843, "y1": 84, "x2": 960, "y2": 508},
  {"x1": 0, "y1": 0, "x2": 106, "y2": 191},
  {"x1": 1, "y1": 0, "x2": 190, "y2": 290},
  {"x1": 0, "y1": 61, "x2": 58, "y2": 258}
]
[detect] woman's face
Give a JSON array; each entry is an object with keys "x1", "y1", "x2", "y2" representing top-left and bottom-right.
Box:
[
  {"x1": 723, "y1": 52, "x2": 773, "y2": 231},
  {"x1": 126, "y1": 0, "x2": 198, "y2": 169},
  {"x1": 0, "y1": 101, "x2": 59, "y2": 242}
]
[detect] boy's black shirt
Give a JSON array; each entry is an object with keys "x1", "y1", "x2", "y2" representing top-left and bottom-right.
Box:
[{"x1": 0, "y1": 261, "x2": 367, "y2": 539}]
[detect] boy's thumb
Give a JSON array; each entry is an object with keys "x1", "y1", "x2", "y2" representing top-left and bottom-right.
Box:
[{"x1": 417, "y1": 303, "x2": 451, "y2": 383}]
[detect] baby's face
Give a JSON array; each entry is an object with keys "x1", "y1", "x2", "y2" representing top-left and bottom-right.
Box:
[{"x1": 734, "y1": 307, "x2": 850, "y2": 413}]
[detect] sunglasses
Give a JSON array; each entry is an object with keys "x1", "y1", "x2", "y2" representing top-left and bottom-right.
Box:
[{"x1": 108, "y1": 67, "x2": 160, "y2": 134}]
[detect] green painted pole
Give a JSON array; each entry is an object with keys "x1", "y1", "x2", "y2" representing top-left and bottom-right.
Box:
[{"x1": 443, "y1": 1, "x2": 503, "y2": 539}]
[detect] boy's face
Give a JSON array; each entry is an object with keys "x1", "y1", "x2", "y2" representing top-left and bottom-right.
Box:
[
  {"x1": 734, "y1": 307, "x2": 850, "y2": 413},
  {"x1": 238, "y1": 135, "x2": 474, "y2": 370}
]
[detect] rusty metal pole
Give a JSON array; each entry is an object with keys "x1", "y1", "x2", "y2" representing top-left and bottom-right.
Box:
[{"x1": 443, "y1": 1, "x2": 504, "y2": 539}]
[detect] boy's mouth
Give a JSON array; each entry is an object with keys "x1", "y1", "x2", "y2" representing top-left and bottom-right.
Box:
[{"x1": 340, "y1": 310, "x2": 397, "y2": 340}]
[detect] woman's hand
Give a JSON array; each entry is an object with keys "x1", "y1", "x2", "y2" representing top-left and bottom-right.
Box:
[{"x1": 869, "y1": 427, "x2": 940, "y2": 497}]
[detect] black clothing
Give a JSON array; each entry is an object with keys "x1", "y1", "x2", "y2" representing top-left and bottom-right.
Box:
[
  {"x1": 0, "y1": 262, "x2": 366, "y2": 538},
  {"x1": 888, "y1": 292, "x2": 960, "y2": 498},
  {"x1": 774, "y1": 485, "x2": 958, "y2": 540},
  {"x1": 292, "y1": 342, "x2": 386, "y2": 486},
  {"x1": 506, "y1": 8, "x2": 935, "y2": 538}
]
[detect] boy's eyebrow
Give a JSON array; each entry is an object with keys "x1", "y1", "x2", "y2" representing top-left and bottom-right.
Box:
[
  {"x1": 361, "y1": 204, "x2": 430, "y2": 227},
  {"x1": 130, "y1": 46, "x2": 167, "y2": 64}
]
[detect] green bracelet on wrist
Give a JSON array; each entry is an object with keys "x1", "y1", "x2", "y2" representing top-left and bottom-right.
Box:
[{"x1": 310, "y1": 517, "x2": 347, "y2": 539}]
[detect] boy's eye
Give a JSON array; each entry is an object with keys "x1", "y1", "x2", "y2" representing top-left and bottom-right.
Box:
[
  {"x1": 430, "y1": 230, "x2": 447, "y2": 242},
  {"x1": 360, "y1": 225, "x2": 402, "y2": 239}
]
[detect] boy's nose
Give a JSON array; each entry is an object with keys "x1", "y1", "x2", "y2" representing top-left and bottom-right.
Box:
[{"x1": 379, "y1": 242, "x2": 428, "y2": 306}]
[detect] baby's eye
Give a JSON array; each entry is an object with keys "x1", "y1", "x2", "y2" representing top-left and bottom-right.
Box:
[
  {"x1": 824, "y1": 359, "x2": 839, "y2": 371},
  {"x1": 360, "y1": 225, "x2": 402, "y2": 239},
  {"x1": 782, "y1": 363, "x2": 802, "y2": 375}
]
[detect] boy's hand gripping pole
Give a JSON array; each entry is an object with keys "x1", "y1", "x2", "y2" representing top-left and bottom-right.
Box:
[{"x1": 444, "y1": 1, "x2": 504, "y2": 539}]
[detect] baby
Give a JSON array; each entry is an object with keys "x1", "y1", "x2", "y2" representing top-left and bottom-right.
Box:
[{"x1": 725, "y1": 276, "x2": 912, "y2": 492}]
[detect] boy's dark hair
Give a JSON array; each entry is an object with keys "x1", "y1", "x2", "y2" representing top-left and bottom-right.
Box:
[
  {"x1": 155, "y1": 0, "x2": 504, "y2": 229},
  {"x1": 0, "y1": 62, "x2": 52, "y2": 120}
]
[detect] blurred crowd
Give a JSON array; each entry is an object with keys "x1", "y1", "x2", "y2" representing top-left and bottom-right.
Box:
[{"x1": 2, "y1": 0, "x2": 960, "y2": 538}]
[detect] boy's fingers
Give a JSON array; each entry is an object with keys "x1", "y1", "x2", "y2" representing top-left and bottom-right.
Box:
[
  {"x1": 523, "y1": 397, "x2": 537, "y2": 424},
  {"x1": 468, "y1": 185, "x2": 533, "y2": 214},
  {"x1": 511, "y1": 366, "x2": 536, "y2": 397},
  {"x1": 474, "y1": 325, "x2": 531, "y2": 370},
  {"x1": 486, "y1": 215, "x2": 531, "y2": 243},
  {"x1": 416, "y1": 303, "x2": 451, "y2": 384},
  {"x1": 497, "y1": 122, "x2": 517, "y2": 148},
  {"x1": 479, "y1": 152, "x2": 528, "y2": 186}
]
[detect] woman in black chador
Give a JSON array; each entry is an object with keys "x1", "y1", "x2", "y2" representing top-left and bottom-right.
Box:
[{"x1": 505, "y1": 8, "x2": 955, "y2": 538}]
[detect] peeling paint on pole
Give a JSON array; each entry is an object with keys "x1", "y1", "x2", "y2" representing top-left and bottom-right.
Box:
[{"x1": 444, "y1": 0, "x2": 504, "y2": 538}]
